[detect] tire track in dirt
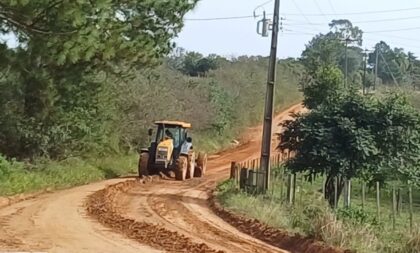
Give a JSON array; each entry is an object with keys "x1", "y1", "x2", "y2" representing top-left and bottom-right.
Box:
[
  {"x1": 86, "y1": 179, "x2": 224, "y2": 253},
  {"x1": 85, "y1": 104, "x2": 305, "y2": 253}
]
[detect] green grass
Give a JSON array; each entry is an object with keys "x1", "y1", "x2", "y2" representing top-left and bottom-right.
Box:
[
  {"x1": 0, "y1": 154, "x2": 138, "y2": 196},
  {"x1": 216, "y1": 167, "x2": 420, "y2": 253}
]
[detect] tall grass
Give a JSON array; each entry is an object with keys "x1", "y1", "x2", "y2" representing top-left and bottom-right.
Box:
[
  {"x1": 216, "y1": 167, "x2": 420, "y2": 253},
  {"x1": 0, "y1": 154, "x2": 138, "y2": 196}
]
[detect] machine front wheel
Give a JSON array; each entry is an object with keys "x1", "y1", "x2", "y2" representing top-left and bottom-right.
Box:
[
  {"x1": 175, "y1": 156, "x2": 188, "y2": 181},
  {"x1": 138, "y1": 152, "x2": 149, "y2": 178}
]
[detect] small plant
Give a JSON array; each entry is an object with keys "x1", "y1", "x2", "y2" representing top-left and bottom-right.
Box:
[{"x1": 337, "y1": 207, "x2": 371, "y2": 224}]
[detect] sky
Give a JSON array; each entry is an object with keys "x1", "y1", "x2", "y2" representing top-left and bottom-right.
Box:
[{"x1": 174, "y1": 0, "x2": 420, "y2": 58}]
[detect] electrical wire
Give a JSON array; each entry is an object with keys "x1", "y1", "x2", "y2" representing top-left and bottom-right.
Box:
[
  {"x1": 185, "y1": 14, "x2": 257, "y2": 21},
  {"x1": 327, "y1": 0, "x2": 337, "y2": 14},
  {"x1": 254, "y1": 0, "x2": 274, "y2": 12},
  {"x1": 286, "y1": 15, "x2": 420, "y2": 26},
  {"x1": 379, "y1": 51, "x2": 400, "y2": 87},
  {"x1": 312, "y1": 0, "x2": 329, "y2": 23},
  {"x1": 281, "y1": 6, "x2": 420, "y2": 16},
  {"x1": 186, "y1": 0, "x2": 274, "y2": 21},
  {"x1": 290, "y1": 0, "x2": 315, "y2": 26}
]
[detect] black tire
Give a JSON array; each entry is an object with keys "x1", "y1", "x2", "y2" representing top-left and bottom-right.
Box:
[
  {"x1": 194, "y1": 152, "x2": 207, "y2": 178},
  {"x1": 138, "y1": 152, "x2": 149, "y2": 178},
  {"x1": 175, "y1": 156, "x2": 188, "y2": 181}
]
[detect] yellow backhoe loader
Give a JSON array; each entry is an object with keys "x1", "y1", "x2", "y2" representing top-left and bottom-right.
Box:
[{"x1": 138, "y1": 121, "x2": 207, "y2": 180}]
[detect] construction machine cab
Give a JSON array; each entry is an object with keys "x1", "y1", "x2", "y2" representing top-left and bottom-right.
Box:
[{"x1": 138, "y1": 121, "x2": 207, "y2": 181}]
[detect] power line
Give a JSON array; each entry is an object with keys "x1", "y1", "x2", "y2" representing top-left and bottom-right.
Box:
[
  {"x1": 186, "y1": 12, "x2": 420, "y2": 24},
  {"x1": 379, "y1": 51, "x2": 400, "y2": 87},
  {"x1": 365, "y1": 26, "x2": 420, "y2": 33},
  {"x1": 254, "y1": 0, "x2": 274, "y2": 12},
  {"x1": 290, "y1": 0, "x2": 315, "y2": 26},
  {"x1": 284, "y1": 23, "x2": 420, "y2": 41},
  {"x1": 286, "y1": 14, "x2": 420, "y2": 25},
  {"x1": 369, "y1": 33, "x2": 420, "y2": 43},
  {"x1": 327, "y1": 0, "x2": 337, "y2": 14},
  {"x1": 280, "y1": 6, "x2": 420, "y2": 16},
  {"x1": 185, "y1": 14, "x2": 257, "y2": 21},
  {"x1": 312, "y1": 0, "x2": 329, "y2": 23}
]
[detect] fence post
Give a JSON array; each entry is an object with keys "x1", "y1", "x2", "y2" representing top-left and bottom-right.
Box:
[
  {"x1": 409, "y1": 186, "x2": 413, "y2": 233},
  {"x1": 292, "y1": 173, "x2": 297, "y2": 205},
  {"x1": 362, "y1": 182, "x2": 366, "y2": 210},
  {"x1": 235, "y1": 164, "x2": 241, "y2": 188},
  {"x1": 348, "y1": 179, "x2": 351, "y2": 208},
  {"x1": 230, "y1": 162, "x2": 237, "y2": 179},
  {"x1": 376, "y1": 181, "x2": 380, "y2": 221},
  {"x1": 240, "y1": 168, "x2": 249, "y2": 190},
  {"x1": 397, "y1": 188, "x2": 402, "y2": 215},
  {"x1": 280, "y1": 167, "x2": 284, "y2": 201},
  {"x1": 299, "y1": 175, "x2": 304, "y2": 204},
  {"x1": 392, "y1": 186, "x2": 396, "y2": 230},
  {"x1": 334, "y1": 177, "x2": 338, "y2": 209},
  {"x1": 287, "y1": 173, "x2": 294, "y2": 204}
]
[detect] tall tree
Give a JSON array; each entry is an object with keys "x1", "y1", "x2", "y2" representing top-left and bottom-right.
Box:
[
  {"x1": 0, "y1": 0, "x2": 198, "y2": 158},
  {"x1": 279, "y1": 92, "x2": 420, "y2": 206}
]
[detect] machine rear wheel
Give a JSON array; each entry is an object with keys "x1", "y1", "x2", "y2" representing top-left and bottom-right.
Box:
[
  {"x1": 175, "y1": 156, "x2": 188, "y2": 181},
  {"x1": 194, "y1": 152, "x2": 207, "y2": 178},
  {"x1": 138, "y1": 152, "x2": 149, "y2": 178}
]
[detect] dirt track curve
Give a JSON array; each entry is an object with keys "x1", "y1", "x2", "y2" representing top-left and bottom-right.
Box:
[{"x1": 0, "y1": 104, "x2": 303, "y2": 253}]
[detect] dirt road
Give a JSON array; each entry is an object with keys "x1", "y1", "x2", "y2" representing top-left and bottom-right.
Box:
[{"x1": 0, "y1": 104, "x2": 303, "y2": 253}]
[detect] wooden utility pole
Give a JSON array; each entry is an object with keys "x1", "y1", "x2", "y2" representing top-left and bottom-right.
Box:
[
  {"x1": 342, "y1": 37, "x2": 358, "y2": 88},
  {"x1": 344, "y1": 38, "x2": 349, "y2": 88},
  {"x1": 362, "y1": 49, "x2": 368, "y2": 95},
  {"x1": 259, "y1": 0, "x2": 280, "y2": 192},
  {"x1": 373, "y1": 45, "x2": 379, "y2": 91}
]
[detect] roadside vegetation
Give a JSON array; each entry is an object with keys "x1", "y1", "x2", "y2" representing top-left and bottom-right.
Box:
[
  {"x1": 218, "y1": 19, "x2": 420, "y2": 253},
  {"x1": 0, "y1": 2, "x2": 302, "y2": 196}
]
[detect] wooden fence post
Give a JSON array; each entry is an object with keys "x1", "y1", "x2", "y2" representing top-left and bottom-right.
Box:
[
  {"x1": 376, "y1": 182, "x2": 380, "y2": 221},
  {"x1": 240, "y1": 168, "x2": 249, "y2": 190},
  {"x1": 230, "y1": 162, "x2": 237, "y2": 179},
  {"x1": 334, "y1": 177, "x2": 338, "y2": 209},
  {"x1": 392, "y1": 186, "x2": 396, "y2": 230},
  {"x1": 292, "y1": 173, "x2": 297, "y2": 205},
  {"x1": 362, "y1": 182, "x2": 366, "y2": 210},
  {"x1": 348, "y1": 179, "x2": 351, "y2": 208},
  {"x1": 397, "y1": 188, "x2": 402, "y2": 215},
  {"x1": 287, "y1": 174, "x2": 293, "y2": 204},
  {"x1": 409, "y1": 186, "x2": 413, "y2": 233},
  {"x1": 235, "y1": 164, "x2": 241, "y2": 188}
]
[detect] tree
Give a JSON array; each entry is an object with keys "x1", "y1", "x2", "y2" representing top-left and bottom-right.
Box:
[
  {"x1": 0, "y1": 0, "x2": 198, "y2": 158},
  {"x1": 172, "y1": 51, "x2": 219, "y2": 77},
  {"x1": 279, "y1": 92, "x2": 420, "y2": 206},
  {"x1": 300, "y1": 20, "x2": 363, "y2": 87},
  {"x1": 0, "y1": 0, "x2": 197, "y2": 67},
  {"x1": 369, "y1": 41, "x2": 412, "y2": 85},
  {"x1": 302, "y1": 65, "x2": 343, "y2": 109},
  {"x1": 329, "y1": 19, "x2": 363, "y2": 46},
  {"x1": 300, "y1": 33, "x2": 343, "y2": 75}
]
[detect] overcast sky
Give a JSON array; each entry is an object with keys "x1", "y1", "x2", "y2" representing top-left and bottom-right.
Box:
[{"x1": 175, "y1": 0, "x2": 420, "y2": 58}]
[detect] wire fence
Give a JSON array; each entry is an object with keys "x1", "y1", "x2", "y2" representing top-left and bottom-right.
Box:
[{"x1": 230, "y1": 153, "x2": 419, "y2": 233}]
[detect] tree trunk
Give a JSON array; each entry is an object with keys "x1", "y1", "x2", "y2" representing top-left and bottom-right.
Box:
[{"x1": 324, "y1": 174, "x2": 345, "y2": 207}]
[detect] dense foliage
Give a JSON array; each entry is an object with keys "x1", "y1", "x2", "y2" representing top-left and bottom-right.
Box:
[
  {"x1": 0, "y1": 0, "x2": 199, "y2": 159},
  {"x1": 280, "y1": 19, "x2": 420, "y2": 206},
  {"x1": 280, "y1": 90, "x2": 420, "y2": 205}
]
